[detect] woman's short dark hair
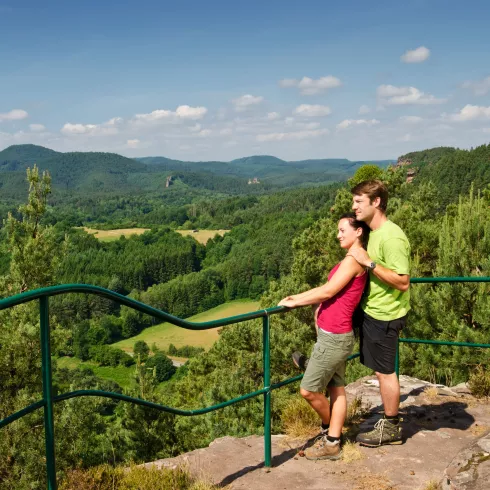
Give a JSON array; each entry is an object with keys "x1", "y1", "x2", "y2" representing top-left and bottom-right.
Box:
[{"x1": 339, "y1": 212, "x2": 370, "y2": 248}]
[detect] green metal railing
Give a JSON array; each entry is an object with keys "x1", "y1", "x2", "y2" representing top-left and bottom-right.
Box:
[{"x1": 1, "y1": 278, "x2": 490, "y2": 489}]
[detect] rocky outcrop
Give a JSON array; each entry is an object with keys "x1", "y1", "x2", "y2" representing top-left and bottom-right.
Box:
[{"x1": 143, "y1": 375, "x2": 490, "y2": 489}]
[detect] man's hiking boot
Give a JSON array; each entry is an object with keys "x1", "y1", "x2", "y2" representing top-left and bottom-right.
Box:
[
  {"x1": 305, "y1": 436, "x2": 341, "y2": 461},
  {"x1": 292, "y1": 351, "x2": 309, "y2": 370},
  {"x1": 356, "y1": 418, "x2": 403, "y2": 447}
]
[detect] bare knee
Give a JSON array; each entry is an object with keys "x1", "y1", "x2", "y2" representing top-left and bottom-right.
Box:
[{"x1": 300, "y1": 388, "x2": 316, "y2": 401}]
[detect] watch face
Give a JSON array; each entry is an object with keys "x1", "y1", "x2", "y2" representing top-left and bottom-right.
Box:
[{"x1": 370, "y1": 262, "x2": 376, "y2": 270}]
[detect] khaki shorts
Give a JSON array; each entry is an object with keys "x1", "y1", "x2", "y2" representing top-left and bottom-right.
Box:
[{"x1": 300, "y1": 329, "x2": 355, "y2": 392}]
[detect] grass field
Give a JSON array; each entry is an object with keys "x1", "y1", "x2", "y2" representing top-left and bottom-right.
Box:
[
  {"x1": 175, "y1": 229, "x2": 230, "y2": 244},
  {"x1": 82, "y1": 227, "x2": 150, "y2": 241},
  {"x1": 56, "y1": 357, "x2": 135, "y2": 389},
  {"x1": 113, "y1": 299, "x2": 260, "y2": 353}
]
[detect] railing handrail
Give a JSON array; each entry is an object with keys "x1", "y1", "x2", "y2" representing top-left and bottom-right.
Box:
[
  {"x1": 1, "y1": 277, "x2": 490, "y2": 489},
  {"x1": 0, "y1": 283, "x2": 286, "y2": 329}
]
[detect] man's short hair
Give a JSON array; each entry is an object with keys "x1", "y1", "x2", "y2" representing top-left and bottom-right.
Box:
[{"x1": 351, "y1": 180, "x2": 388, "y2": 212}]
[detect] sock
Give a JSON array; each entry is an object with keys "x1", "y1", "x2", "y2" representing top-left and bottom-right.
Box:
[
  {"x1": 321, "y1": 422, "x2": 329, "y2": 432},
  {"x1": 326, "y1": 435, "x2": 340, "y2": 443},
  {"x1": 384, "y1": 414, "x2": 400, "y2": 425}
]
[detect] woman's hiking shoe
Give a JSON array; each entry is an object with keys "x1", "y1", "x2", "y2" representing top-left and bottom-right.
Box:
[
  {"x1": 305, "y1": 436, "x2": 341, "y2": 460},
  {"x1": 356, "y1": 418, "x2": 403, "y2": 447},
  {"x1": 292, "y1": 351, "x2": 309, "y2": 370}
]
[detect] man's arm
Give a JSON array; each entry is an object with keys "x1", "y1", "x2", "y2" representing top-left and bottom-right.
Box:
[{"x1": 347, "y1": 247, "x2": 410, "y2": 292}]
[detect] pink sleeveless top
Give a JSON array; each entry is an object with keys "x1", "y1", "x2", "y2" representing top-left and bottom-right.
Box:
[{"x1": 316, "y1": 263, "x2": 367, "y2": 334}]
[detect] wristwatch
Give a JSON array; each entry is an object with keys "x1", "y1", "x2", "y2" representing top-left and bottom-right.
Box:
[{"x1": 368, "y1": 261, "x2": 377, "y2": 270}]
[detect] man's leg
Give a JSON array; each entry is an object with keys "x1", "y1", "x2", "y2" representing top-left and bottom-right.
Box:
[{"x1": 376, "y1": 371, "x2": 400, "y2": 417}]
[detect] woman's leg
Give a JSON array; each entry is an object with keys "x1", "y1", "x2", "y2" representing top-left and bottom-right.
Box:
[
  {"x1": 327, "y1": 386, "x2": 347, "y2": 438},
  {"x1": 300, "y1": 388, "x2": 330, "y2": 425}
]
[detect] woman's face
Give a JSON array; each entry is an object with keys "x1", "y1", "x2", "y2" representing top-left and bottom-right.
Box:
[{"x1": 337, "y1": 218, "x2": 361, "y2": 249}]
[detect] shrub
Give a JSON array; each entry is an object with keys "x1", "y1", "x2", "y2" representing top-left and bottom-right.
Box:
[
  {"x1": 468, "y1": 365, "x2": 490, "y2": 398},
  {"x1": 146, "y1": 353, "x2": 176, "y2": 382},
  {"x1": 60, "y1": 463, "x2": 220, "y2": 490},
  {"x1": 280, "y1": 397, "x2": 319, "y2": 438},
  {"x1": 134, "y1": 340, "x2": 150, "y2": 362}
]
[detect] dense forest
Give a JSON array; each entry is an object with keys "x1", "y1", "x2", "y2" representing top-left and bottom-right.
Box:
[{"x1": 0, "y1": 142, "x2": 490, "y2": 488}]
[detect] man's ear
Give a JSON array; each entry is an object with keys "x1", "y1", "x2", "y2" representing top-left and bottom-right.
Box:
[{"x1": 372, "y1": 197, "x2": 381, "y2": 209}]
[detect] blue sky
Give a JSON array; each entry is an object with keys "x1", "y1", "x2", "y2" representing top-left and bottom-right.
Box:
[{"x1": 1, "y1": 0, "x2": 490, "y2": 160}]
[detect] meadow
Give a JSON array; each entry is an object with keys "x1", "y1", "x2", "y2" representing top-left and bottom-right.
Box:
[
  {"x1": 113, "y1": 299, "x2": 260, "y2": 353},
  {"x1": 82, "y1": 227, "x2": 150, "y2": 241},
  {"x1": 175, "y1": 229, "x2": 229, "y2": 244}
]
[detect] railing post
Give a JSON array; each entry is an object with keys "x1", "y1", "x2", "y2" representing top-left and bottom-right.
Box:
[
  {"x1": 262, "y1": 314, "x2": 271, "y2": 467},
  {"x1": 40, "y1": 297, "x2": 57, "y2": 490},
  {"x1": 395, "y1": 338, "x2": 400, "y2": 378}
]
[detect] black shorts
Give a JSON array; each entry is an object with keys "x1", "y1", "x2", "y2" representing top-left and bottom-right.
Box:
[{"x1": 359, "y1": 311, "x2": 406, "y2": 375}]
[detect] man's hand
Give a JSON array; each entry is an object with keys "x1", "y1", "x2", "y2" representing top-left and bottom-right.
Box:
[{"x1": 347, "y1": 247, "x2": 371, "y2": 268}]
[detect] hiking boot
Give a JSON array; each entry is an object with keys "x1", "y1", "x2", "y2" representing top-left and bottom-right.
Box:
[
  {"x1": 356, "y1": 418, "x2": 403, "y2": 447},
  {"x1": 292, "y1": 351, "x2": 309, "y2": 370},
  {"x1": 305, "y1": 436, "x2": 341, "y2": 461}
]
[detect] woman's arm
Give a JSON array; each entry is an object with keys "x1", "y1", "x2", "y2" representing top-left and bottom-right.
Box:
[{"x1": 278, "y1": 257, "x2": 364, "y2": 308}]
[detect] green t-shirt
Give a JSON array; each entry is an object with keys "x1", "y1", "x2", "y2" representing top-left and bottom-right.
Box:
[{"x1": 361, "y1": 220, "x2": 411, "y2": 321}]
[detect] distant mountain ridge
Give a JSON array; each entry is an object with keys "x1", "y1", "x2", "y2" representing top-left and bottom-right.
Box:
[{"x1": 0, "y1": 144, "x2": 395, "y2": 200}]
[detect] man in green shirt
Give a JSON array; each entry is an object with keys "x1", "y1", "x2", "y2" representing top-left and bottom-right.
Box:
[{"x1": 348, "y1": 179, "x2": 410, "y2": 447}]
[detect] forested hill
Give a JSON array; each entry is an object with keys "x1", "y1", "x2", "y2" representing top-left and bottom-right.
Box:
[
  {"x1": 138, "y1": 153, "x2": 395, "y2": 183},
  {"x1": 0, "y1": 144, "x2": 394, "y2": 200},
  {"x1": 398, "y1": 143, "x2": 490, "y2": 205}
]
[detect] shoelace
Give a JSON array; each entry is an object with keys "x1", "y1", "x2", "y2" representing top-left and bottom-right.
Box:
[
  {"x1": 312, "y1": 434, "x2": 328, "y2": 448},
  {"x1": 372, "y1": 418, "x2": 387, "y2": 446}
]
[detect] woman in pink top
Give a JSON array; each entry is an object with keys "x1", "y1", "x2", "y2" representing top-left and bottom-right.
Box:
[{"x1": 279, "y1": 213, "x2": 369, "y2": 461}]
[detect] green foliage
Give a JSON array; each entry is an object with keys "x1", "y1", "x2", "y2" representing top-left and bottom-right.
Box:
[
  {"x1": 145, "y1": 353, "x2": 176, "y2": 382},
  {"x1": 468, "y1": 366, "x2": 490, "y2": 398},
  {"x1": 403, "y1": 189, "x2": 490, "y2": 383},
  {"x1": 3, "y1": 165, "x2": 61, "y2": 292},
  {"x1": 134, "y1": 340, "x2": 150, "y2": 362},
  {"x1": 59, "y1": 464, "x2": 219, "y2": 490},
  {"x1": 167, "y1": 343, "x2": 205, "y2": 358},
  {"x1": 348, "y1": 164, "x2": 384, "y2": 186}
]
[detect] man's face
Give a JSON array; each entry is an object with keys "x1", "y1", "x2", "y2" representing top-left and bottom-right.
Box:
[{"x1": 352, "y1": 193, "x2": 377, "y2": 222}]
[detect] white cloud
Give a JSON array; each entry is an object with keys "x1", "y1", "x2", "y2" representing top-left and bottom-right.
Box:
[
  {"x1": 279, "y1": 76, "x2": 342, "y2": 95},
  {"x1": 134, "y1": 105, "x2": 207, "y2": 123},
  {"x1": 126, "y1": 139, "x2": 140, "y2": 148},
  {"x1": 134, "y1": 110, "x2": 173, "y2": 122},
  {"x1": 448, "y1": 104, "x2": 490, "y2": 121},
  {"x1": 293, "y1": 104, "x2": 332, "y2": 117},
  {"x1": 257, "y1": 128, "x2": 330, "y2": 142},
  {"x1": 175, "y1": 105, "x2": 208, "y2": 120},
  {"x1": 29, "y1": 124, "x2": 46, "y2": 132},
  {"x1": 461, "y1": 76, "x2": 490, "y2": 96},
  {"x1": 232, "y1": 94, "x2": 264, "y2": 112},
  {"x1": 0, "y1": 109, "x2": 28, "y2": 122},
  {"x1": 401, "y1": 46, "x2": 431, "y2": 63},
  {"x1": 220, "y1": 128, "x2": 233, "y2": 136},
  {"x1": 399, "y1": 116, "x2": 423, "y2": 124},
  {"x1": 399, "y1": 133, "x2": 412, "y2": 142},
  {"x1": 61, "y1": 123, "x2": 97, "y2": 135},
  {"x1": 61, "y1": 121, "x2": 119, "y2": 136},
  {"x1": 267, "y1": 112, "x2": 280, "y2": 121},
  {"x1": 359, "y1": 105, "x2": 370, "y2": 115},
  {"x1": 377, "y1": 85, "x2": 446, "y2": 105},
  {"x1": 337, "y1": 119, "x2": 380, "y2": 130},
  {"x1": 482, "y1": 128, "x2": 490, "y2": 133},
  {"x1": 189, "y1": 123, "x2": 202, "y2": 132}
]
